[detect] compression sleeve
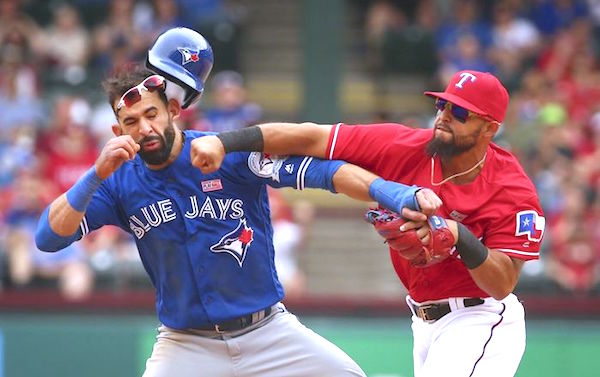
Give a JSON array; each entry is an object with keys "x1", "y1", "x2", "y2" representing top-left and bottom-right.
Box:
[
  {"x1": 65, "y1": 166, "x2": 103, "y2": 212},
  {"x1": 369, "y1": 177, "x2": 420, "y2": 212},
  {"x1": 298, "y1": 157, "x2": 344, "y2": 193},
  {"x1": 35, "y1": 206, "x2": 82, "y2": 252},
  {"x1": 235, "y1": 152, "x2": 344, "y2": 192}
]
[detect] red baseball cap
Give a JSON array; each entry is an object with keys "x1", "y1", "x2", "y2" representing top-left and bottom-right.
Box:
[{"x1": 424, "y1": 70, "x2": 509, "y2": 123}]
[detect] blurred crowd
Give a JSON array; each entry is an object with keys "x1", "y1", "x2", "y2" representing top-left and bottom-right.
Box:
[{"x1": 1, "y1": 0, "x2": 600, "y2": 300}]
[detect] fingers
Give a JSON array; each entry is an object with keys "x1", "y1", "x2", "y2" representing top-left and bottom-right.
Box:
[
  {"x1": 400, "y1": 221, "x2": 431, "y2": 245},
  {"x1": 121, "y1": 139, "x2": 138, "y2": 160},
  {"x1": 109, "y1": 135, "x2": 139, "y2": 160},
  {"x1": 190, "y1": 135, "x2": 226, "y2": 173},
  {"x1": 191, "y1": 155, "x2": 218, "y2": 174},
  {"x1": 402, "y1": 207, "x2": 427, "y2": 222},
  {"x1": 399, "y1": 219, "x2": 426, "y2": 232},
  {"x1": 416, "y1": 188, "x2": 442, "y2": 216}
]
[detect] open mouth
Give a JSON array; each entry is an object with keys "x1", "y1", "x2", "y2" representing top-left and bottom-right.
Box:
[{"x1": 143, "y1": 140, "x2": 161, "y2": 151}]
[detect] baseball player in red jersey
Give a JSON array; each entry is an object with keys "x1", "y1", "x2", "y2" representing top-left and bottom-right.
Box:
[{"x1": 191, "y1": 70, "x2": 545, "y2": 376}]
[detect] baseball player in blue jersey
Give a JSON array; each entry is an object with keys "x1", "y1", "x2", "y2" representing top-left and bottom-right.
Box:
[{"x1": 35, "y1": 28, "x2": 442, "y2": 377}]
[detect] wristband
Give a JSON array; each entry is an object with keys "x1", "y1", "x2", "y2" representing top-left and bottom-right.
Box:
[
  {"x1": 65, "y1": 167, "x2": 103, "y2": 212},
  {"x1": 369, "y1": 178, "x2": 420, "y2": 213},
  {"x1": 456, "y1": 222, "x2": 489, "y2": 269},
  {"x1": 216, "y1": 126, "x2": 264, "y2": 153}
]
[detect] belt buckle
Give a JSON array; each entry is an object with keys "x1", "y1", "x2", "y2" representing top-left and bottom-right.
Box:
[
  {"x1": 416, "y1": 304, "x2": 436, "y2": 323},
  {"x1": 214, "y1": 324, "x2": 224, "y2": 334}
]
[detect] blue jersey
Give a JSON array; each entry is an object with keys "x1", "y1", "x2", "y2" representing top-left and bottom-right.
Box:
[{"x1": 74, "y1": 130, "x2": 343, "y2": 329}]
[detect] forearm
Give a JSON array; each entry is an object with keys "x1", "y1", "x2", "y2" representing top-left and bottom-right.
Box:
[
  {"x1": 259, "y1": 122, "x2": 332, "y2": 157},
  {"x1": 35, "y1": 167, "x2": 103, "y2": 251},
  {"x1": 447, "y1": 220, "x2": 522, "y2": 300},
  {"x1": 217, "y1": 123, "x2": 333, "y2": 157},
  {"x1": 332, "y1": 164, "x2": 378, "y2": 202},
  {"x1": 467, "y1": 251, "x2": 523, "y2": 300},
  {"x1": 47, "y1": 194, "x2": 86, "y2": 236},
  {"x1": 332, "y1": 164, "x2": 421, "y2": 212},
  {"x1": 35, "y1": 197, "x2": 85, "y2": 252}
]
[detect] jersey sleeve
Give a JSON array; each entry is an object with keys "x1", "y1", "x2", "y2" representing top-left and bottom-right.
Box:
[
  {"x1": 78, "y1": 181, "x2": 129, "y2": 238},
  {"x1": 229, "y1": 152, "x2": 344, "y2": 192},
  {"x1": 483, "y1": 196, "x2": 545, "y2": 261},
  {"x1": 326, "y1": 123, "x2": 431, "y2": 176}
]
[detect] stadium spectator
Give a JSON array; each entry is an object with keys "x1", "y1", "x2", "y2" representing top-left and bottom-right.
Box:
[
  {"x1": 30, "y1": 3, "x2": 91, "y2": 86},
  {"x1": 267, "y1": 188, "x2": 313, "y2": 299},
  {"x1": 2, "y1": 168, "x2": 93, "y2": 300},
  {"x1": 204, "y1": 70, "x2": 262, "y2": 132},
  {"x1": 36, "y1": 96, "x2": 98, "y2": 193},
  {"x1": 545, "y1": 183, "x2": 600, "y2": 294}
]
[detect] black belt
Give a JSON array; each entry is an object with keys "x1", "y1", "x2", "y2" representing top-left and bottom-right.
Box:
[
  {"x1": 411, "y1": 298, "x2": 485, "y2": 322},
  {"x1": 195, "y1": 306, "x2": 274, "y2": 333}
]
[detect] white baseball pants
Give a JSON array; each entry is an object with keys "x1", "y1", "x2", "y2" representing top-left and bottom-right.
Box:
[{"x1": 143, "y1": 303, "x2": 366, "y2": 377}]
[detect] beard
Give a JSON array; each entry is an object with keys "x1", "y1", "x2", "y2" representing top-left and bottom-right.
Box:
[
  {"x1": 425, "y1": 128, "x2": 479, "y2": 158},
  {"x1": 138, "y1": 121, "x2": 176, "y2": 165}
]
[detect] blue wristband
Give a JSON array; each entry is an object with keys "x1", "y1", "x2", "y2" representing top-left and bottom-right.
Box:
[
  {"x1": 369, "y1": 177, "x2": 420, "y2": 213},
  {"x1": 65, "y1": 167, "x2": 103, "y2": 212}
]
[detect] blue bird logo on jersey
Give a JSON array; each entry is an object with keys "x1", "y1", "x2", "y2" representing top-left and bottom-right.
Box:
[
  {"x1": 515, "y1": 210, "x2": 545, "y2": 242},
  {"x1": 177, "y1": 47, "x2": 200, "y2": 65},
  {"x1": 210, "y1": 219, "x2": 254, "y2": 266}
]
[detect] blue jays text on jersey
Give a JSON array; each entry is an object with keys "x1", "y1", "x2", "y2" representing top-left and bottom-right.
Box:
[{"x1": 72, "y1": 130, "x2": 344, "y2": 330}]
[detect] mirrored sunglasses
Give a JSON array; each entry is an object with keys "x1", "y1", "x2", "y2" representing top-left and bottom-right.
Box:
[
  {"x1": 116, "y1": 75, "x2": 167, "y2": 111},
  {"x1": 434, "y1": 99, "x2": 472, "y2": 123}
]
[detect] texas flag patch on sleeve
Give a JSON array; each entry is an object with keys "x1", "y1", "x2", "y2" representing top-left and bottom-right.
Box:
[{"x1": 515, "y1": 210, "x2": 545, "y2": 242}]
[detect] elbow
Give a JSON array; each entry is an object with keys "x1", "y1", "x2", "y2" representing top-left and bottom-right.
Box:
[
  {"x1": 34, "y1": 217, "x2": 73, "y2": 252},
  {"x1": 491, "y1": 291, "x2": 511, "y2": 301},
  {"x1": 487, "y1": 283, "x2": 516, "y2": 301},
  {"x1": 34, "y1": 230, "x2": 59, "y2": 252}
]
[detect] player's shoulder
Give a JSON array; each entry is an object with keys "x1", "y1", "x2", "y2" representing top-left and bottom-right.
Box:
[
  {"x1": 340, "y1": 122, "x2": 432, "y2": 147},
  {"x1": 102, "y1": 158, "x2": 142, "y2": 189},
  {"x1": 486, "y1": 143, "x2": 538, "y2": 201}
]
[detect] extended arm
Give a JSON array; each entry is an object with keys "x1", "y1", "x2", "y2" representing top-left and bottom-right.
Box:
[
  {"x1": 191, "y1": 124, "x2": 332, "y2": 174},
  {"x1": 260, "y1": 122, "x2": 332, "y2": 157},
  {"x1": 332, "y1": 164, "x2": 441, "y2": 218}
]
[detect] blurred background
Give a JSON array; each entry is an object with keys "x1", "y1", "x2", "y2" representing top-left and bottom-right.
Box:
[{"x1": 0, "y1": 0, "x2": 599, "y2": 376}]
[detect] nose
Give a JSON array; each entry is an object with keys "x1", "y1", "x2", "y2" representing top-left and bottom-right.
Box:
[
  {"x1": 138, "y1": 118, "x2": 155, "y2": 136},
  {"x1": 438, "y1": 107, "x2": 453, "y2": 123}
]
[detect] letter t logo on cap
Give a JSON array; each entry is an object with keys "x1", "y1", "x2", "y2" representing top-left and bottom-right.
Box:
[{"x1": 455, "y1": 72, "x2": 477, "y2": 89}]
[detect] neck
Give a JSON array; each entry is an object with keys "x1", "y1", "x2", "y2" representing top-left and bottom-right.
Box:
[
  {"x1": 147, "y1": 127, "x2": 184, "y2": 170},
  {"x1": 440, "y1": 144, "x2": 488, "y2": 184}
]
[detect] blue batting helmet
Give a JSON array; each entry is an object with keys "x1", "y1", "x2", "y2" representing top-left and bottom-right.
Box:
[{"x1": 146, "y1": 27, "x2": 214, "y2": 109}]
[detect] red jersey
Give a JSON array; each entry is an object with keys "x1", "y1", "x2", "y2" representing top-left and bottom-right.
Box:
[{"x1": 326, "y1": 123, "x2": 545, "y2": 301}]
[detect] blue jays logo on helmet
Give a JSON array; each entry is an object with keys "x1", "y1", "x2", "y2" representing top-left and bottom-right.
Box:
[
  {"x1": 210, "y1": 219, "x2": 254, "y2": 266},
  {"x1": 147, "y1": 27, "x2": 214, "y2": 108},
  {"x1": 177, "y1": 47, "x2": 200, "y2": 65}
]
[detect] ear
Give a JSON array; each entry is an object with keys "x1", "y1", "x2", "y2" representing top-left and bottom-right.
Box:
[
  {"x1": 167, "y1": 98, "x2": 182, "y2": 121},
  {"x1": 483, "y1": 121, "x2": 500, "y2": 139},
  {"x1": 112, "y1": 124, "x2": 123, "y2": 137}
]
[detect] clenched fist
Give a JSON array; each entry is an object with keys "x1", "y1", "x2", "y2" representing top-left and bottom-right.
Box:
[
  {"x1": 191, "y1": 135, "x2": 226, "y2": 173},
  {"x1": 95, "y1": 135, "x2": 140, "y2": 179}
]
